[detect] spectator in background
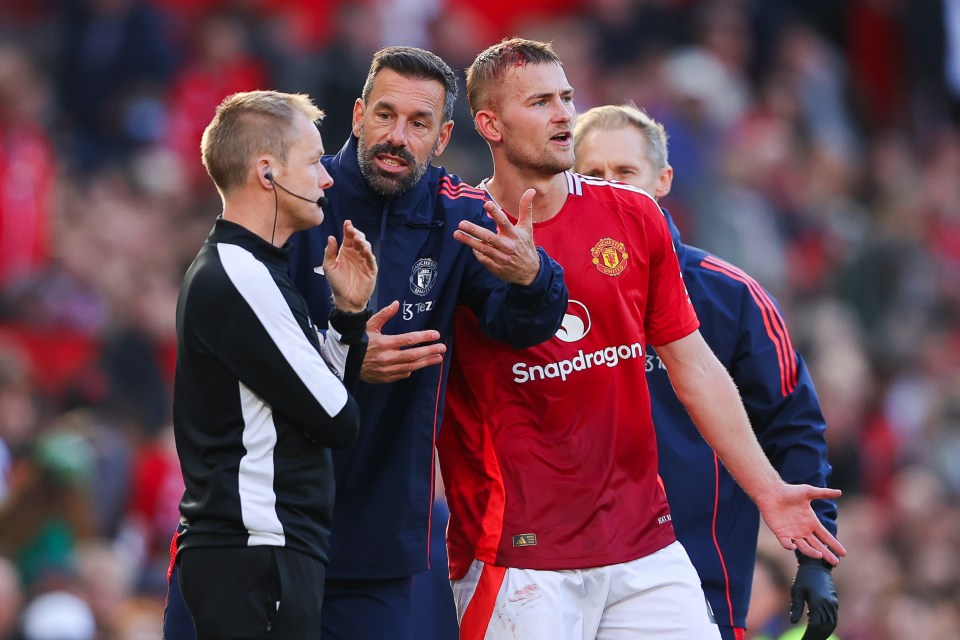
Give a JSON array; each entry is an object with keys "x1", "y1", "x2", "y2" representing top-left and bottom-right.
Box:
[
  {"x1": 574, "y1": 103, "x2": 838, "y2": 640},
  {"x1": 163, "y1": 12, "x2": 266, "y2": 191},
  {"x1": 55, "y1": 0, "x2": 175, "y2": 170},
  {"x1": 0, "y1": 347, "x2": 40, "y2": 502},
  {"x1": 0, "y1": 555, "x2": 24, "y2": 638},
  {"x1": 291, "y1": 2, "x2": 383, "y2": 144},
  {"x1": 0, "y1": 430, "x2": 96, "y2": 591},
  {"x1": 20, "y1": 590, "x2": 96, "y2": 640},
  {"x1": 0, "y1": 44, "x2": 54, "y2": 289}
]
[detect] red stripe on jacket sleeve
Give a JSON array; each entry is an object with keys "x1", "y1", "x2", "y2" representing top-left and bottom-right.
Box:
[
  {"x1": 440, "y1": 176, "x2": 487, "y2": 200},
  {"x1": 700, "y1": 256, "x2": 798, "y2": 395}
]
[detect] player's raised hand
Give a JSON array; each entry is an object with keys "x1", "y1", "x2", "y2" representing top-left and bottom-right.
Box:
[
  {"x1": 755, "y1": 483, "x2": 846, "y2": 566},
  {"x1": 453, "y1": 188, "x2": 540, "y2": 286},
  {"x1": 324, "y1": 220, "x2": 377, "y2": 313},
  {"x1": 360, "y1": 301, "x2": 447, "y2": 384}
]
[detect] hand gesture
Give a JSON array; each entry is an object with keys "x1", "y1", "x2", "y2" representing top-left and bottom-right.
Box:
[
  {"x1": 789, "y1": 559, "x2": 839, "y2": 640},
  {"x1": 755, "y1": 483, "x2": 846, "y2": 566},
  {"x1": 360, "y1": 301, "x2": 446, "y2": 383},
  {"x1": 324, "y1": 220, "x2": 377, "y2": 313},
  {"x1": 453, "y1": 188, "x2": 541, "y2": 286}
]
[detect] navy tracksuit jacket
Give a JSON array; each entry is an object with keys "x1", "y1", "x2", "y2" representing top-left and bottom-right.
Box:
[
  {"x1": 648, "y1": 209, "x2": 837, "y2": 631},
  {"x1": 289, "y1": 135, "x2": 567, "y2": 580}
]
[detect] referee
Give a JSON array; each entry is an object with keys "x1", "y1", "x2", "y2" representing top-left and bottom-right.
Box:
[{"x1": 172, "y1": 91, "x2": 376, "y2": 639}]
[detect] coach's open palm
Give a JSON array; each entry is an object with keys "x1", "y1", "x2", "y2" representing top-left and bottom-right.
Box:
[{"x1": 324, "y1": 220, "x2": 377, "y2": 313}]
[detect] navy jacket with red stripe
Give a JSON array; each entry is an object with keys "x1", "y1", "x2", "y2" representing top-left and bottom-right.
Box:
[
  {"x1": 648, "y1": 209, "x2": 837, "y2": 630},
  {"x1": 289, "y1": 135, "x2": 567, "y2": 580}
]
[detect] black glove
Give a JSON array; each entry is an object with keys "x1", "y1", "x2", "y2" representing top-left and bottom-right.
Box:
[{"x1": 789, "y1": 557, "x2": 838, "y2": 640}]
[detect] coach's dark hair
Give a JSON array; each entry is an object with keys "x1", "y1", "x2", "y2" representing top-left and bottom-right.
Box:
[
  {"x1": 466, "y1": 38, "x2": 562, "y2": 117},
  {"x1": 361, "y1": 46, "x2": 458, "y2": 122}
]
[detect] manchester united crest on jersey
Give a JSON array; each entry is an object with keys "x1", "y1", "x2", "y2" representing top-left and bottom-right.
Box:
[
  {"x1": 591, "y1": 237, "x2": 629, "y2": 276},
  {"x1": 409, "y1": 258, "x2": 438, "y2": 296}
]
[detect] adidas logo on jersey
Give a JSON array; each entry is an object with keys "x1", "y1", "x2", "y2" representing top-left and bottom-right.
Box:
[{"x1": 512, "y1": 533, "x2": 538, "y2": 547}]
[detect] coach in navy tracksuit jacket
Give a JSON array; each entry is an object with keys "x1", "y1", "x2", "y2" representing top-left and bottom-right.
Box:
[
  {"x1": 289, "y1": 132, "x2": 565, "y2": 635},
  {"x1": 648, "y1": 210, "x2": 838, "y2": 638}
]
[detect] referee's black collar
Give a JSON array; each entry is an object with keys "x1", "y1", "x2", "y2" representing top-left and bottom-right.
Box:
[{"x1": 208, "y1": 216, "x2": 291, "y2": 268}]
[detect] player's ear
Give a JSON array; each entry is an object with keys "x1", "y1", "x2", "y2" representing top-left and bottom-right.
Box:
[{"x1": 474, "y1": 110, "x2": 501, "y2": 144}]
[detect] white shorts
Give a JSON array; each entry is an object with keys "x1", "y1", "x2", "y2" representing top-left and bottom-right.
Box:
[{"x1": 451, "y1": 541, "x2": 720, "y2": 640}]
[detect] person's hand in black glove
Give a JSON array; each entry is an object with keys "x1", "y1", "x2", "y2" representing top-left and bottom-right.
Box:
[{"x1": 789, "y1": 556, "x2": 838, "y2": 640}]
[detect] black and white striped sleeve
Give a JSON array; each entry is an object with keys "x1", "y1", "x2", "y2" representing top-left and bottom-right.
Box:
[{"x1": 216, "y1": 243, "x2": 362, "y2": 449}]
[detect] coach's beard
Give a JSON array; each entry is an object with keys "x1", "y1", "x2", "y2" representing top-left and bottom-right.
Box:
[{"x1": 357, "y1": 134, "x2": 434, "y2": 199}]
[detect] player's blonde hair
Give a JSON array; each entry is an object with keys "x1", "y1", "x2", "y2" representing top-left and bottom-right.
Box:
[
  {"x1": 466, "y1": 37, "x2": 562, "y2": 117},
  {"x1": 201, "y1": 91, "x2": 324, "y2": 193}
]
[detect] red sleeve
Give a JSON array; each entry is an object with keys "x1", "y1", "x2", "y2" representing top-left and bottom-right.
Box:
[{"x1": 642, "y1": 205, "x2": 699, "y2": 346}]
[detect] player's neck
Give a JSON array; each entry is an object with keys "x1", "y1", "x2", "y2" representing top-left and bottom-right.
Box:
[{"x1": 484, "y1": 168, "x2": 568, "y2": 223}]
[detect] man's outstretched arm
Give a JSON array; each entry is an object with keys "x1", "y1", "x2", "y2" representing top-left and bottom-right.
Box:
[{"x1": 656, "y1": 330, "x2": 846, "y2": 565}]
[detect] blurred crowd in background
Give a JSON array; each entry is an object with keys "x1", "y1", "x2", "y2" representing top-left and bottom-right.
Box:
[{"x1": 0, "y1": 0, "x2": 959, "y2": 638}]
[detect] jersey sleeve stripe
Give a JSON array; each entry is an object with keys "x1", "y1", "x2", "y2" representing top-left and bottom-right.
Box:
[
  {"x1": 477, "y1": 426, "x2": 507, "y2": 560},
  {"x1": 218, "y1": 243, "x2": 349, "y2": 415},
  {"x1": 700, "y1": 256, "x2": 798, "y2": 395}
]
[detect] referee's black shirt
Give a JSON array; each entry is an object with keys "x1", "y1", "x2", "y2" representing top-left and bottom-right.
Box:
[{"x1": 173, "y1": 217, "x2": 366, "y2": 564}]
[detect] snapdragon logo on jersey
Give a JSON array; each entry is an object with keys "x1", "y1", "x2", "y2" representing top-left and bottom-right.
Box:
[{"x1": 512, "y1": 300, "x2": 644, "y2": 383}]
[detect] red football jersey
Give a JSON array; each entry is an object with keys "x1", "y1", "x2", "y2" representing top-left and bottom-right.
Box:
[{"x1": 439, "y1": 173, "x2": 700, "y2": 579}]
